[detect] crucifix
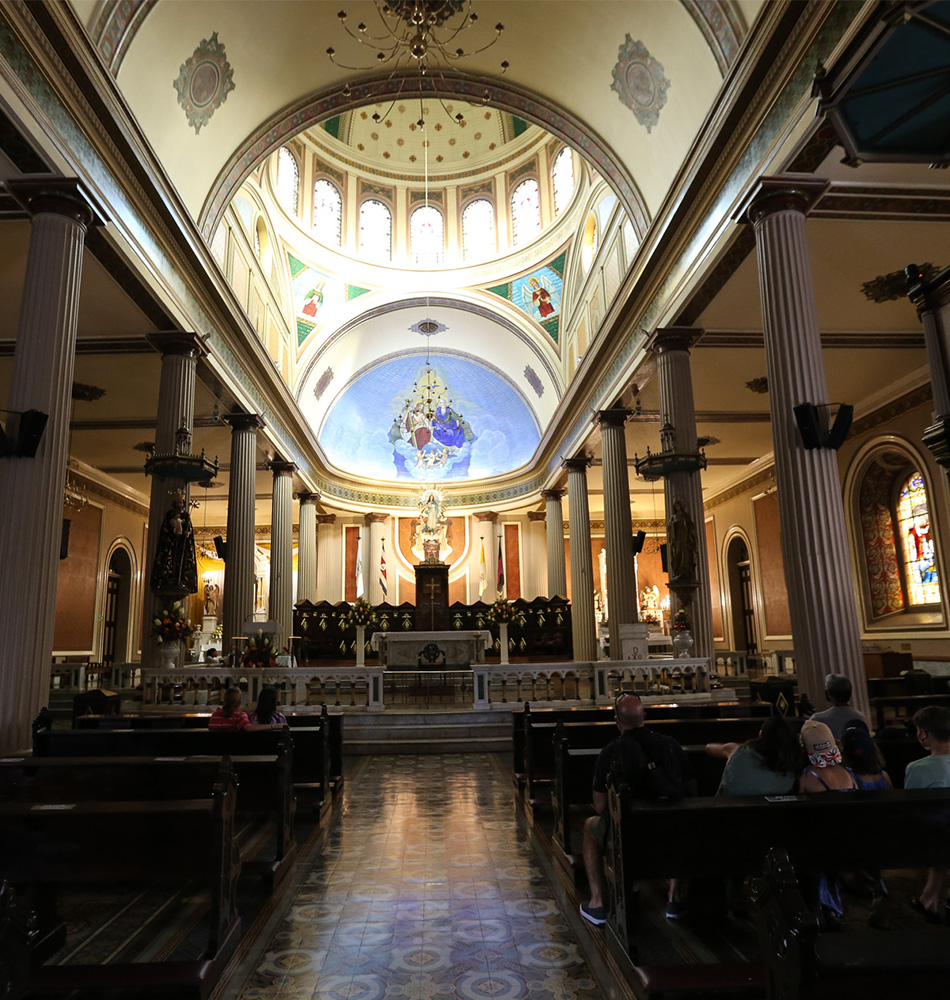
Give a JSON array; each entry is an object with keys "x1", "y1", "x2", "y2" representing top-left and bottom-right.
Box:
[{"x1": 423, "y1": 577, "x2": 441, "y2": 631}]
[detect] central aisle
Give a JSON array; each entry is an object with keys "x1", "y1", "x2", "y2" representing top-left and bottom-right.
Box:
[{"x1": 230, "y1": 753, "x2": 603, "y2": 1000}]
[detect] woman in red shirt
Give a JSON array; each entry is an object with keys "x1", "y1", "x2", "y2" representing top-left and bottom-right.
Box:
[{"x1": 208, "y1": 687, "x2": 284, "y2": 731}]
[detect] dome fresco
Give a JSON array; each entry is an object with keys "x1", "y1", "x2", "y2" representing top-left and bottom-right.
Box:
[{"x1": 319, "y1": 352, "x2": 541, "y2": 483}]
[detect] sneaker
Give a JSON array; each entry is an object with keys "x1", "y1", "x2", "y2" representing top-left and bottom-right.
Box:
[
  {"x1": 580, "y1": 902, "x2": 607, "y2": 926},
  {"x1": 666, "y1": 898, "x2": 687, "y2": 920}
]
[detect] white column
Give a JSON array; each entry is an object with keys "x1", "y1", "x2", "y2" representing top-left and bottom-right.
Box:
[
  {"x1": 565, "y1": 456, "x2": 597, "y2": 661},
  {"x1": 652, "y1": 329, "x2": 714, "y2": 659},
  {"x1": 296, "y1": 492, "x2": 318, "y2": 604},
  {"x1": 0, "y1": 182, "x2": 94, "y2": 752},
  {"x1": 746, "y1": 177, "x2": 867, "y2": 718},
  {"x1": 222, "y1": 414, "x2": 263, "y2": 653},
  {"x1": 316, "y1": 513, "x2": 338, "y2": 602},
  {"x1": 597, "y1": 410, "x2": 637, "y2": 642},
  {"x1": 542, "y1": 489, "x2": 568, "y2": 598},
  {"x1": 269, "y1": 461, "x2": 296, "y2": 641},
  {"x1": 526, "y1": 511, "x2": 547, "y2": 599},
  {"x1": 364, "y1": 513, "x2": 388, "y2": 605},
  {"x1": 477, "y1": 512, "x2": 499, "y2": 600}
]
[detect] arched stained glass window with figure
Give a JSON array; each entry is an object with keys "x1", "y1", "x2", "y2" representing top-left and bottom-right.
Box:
[
  {"x1": 898, "y1": 471, "x2": 941, "y2": 606},
  {"x1": 313, "y1": 179, "x2": 342, "y2": 247}
]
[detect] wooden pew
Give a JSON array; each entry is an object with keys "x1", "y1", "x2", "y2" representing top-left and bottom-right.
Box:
[
  {"x1": 869, "y1": 692, "x2": 950, "y2": 731},
  {"x1": 603, "y1": 784, "x2": 950, "y2": 992},
  {"x1": 756, "y1": 845, "x2": 950, "y2": 999},
  {"x1": 0, "y1": 751, "x2": 296, "y2": 887},
  {"x1": 0, "y1": 758, "x2": 241, "y2": 998}
]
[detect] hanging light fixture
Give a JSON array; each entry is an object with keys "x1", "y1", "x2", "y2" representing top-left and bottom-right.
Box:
[{"x1": 328, "y1": 1, "x2": 508, "y2": 125}]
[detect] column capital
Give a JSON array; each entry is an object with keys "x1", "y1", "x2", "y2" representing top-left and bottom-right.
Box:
[
  {"x1": 738, "y1": 175, "x2": 828, "y2": 225},
  {"x1": 225, "y1": 412, "x2": 265, "y2": 432},
  {"x1": 364, "y1": 512, "x2": 388, "y2": 524},
  {"x1": 648, "y1": 327, "x2": 703, "y2": 355},
  {"x1": 269, "y1": 460, "x2": 297, "y2": 476},
  {"x1": 146, "y1": 331, "x2": 209, "y2": 360},
  {"x1": 594, "y1": 408, "x2": 630, "y2": 428},
  {"x1": 563, "y1": 454, "x2": 592, "y2": 474},
  {"x1": 541, "y1": 488, "x2": 565, "y2": 502},
  {"x1": 475, "y1": 510, "x2": 498, "y2": 523},
  {"x1": 7, "y1": 178, "x2": 107, "y2": 228},
  {"x1": 527, "y1": 511, "x2": 546, "y2": 522},
  {"x1": 317, "y1": 513, "x2": 337, "y2": 525},
  {"x1": 297, "y1": 491, "x2": 319, "y2": 504}
]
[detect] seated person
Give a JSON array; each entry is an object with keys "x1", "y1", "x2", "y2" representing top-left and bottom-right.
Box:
[
  {"x1": 580, "y1": 693, "x2": 695, "y2": 926},
  {"x1": 707, "y1": 714, "x2": 800, "y2": 796},
  {"x1": 208, "y1": 687, "x2": 284, "y2": 731},
  {"x1": 203, "y1": 647, "x2": 220, "y2": 664},
  {"x1": 249, "y1": 685, "x2": 288, "y2": 726},
  {"x1": 840, "y1": 722, "x2": 891, "y2": 791},
  {"x1": 905, "y1": 705, "x2": 950, "y2": 923},
  {"x1": 810, "y1": 673, "x2": 868, "y2": 738}
]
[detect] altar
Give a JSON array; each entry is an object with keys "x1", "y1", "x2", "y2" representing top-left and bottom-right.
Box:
[{"x1": 371, "y1": 630, "x2": 492, "y2": 669}]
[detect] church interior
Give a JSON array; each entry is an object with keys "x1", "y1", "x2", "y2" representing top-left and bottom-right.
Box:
[{"x1": 2, "y1": 0, "x2": 950, "y2": 997}]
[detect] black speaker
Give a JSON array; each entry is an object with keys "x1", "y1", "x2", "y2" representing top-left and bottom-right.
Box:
[
  {"x1": 213, "y1": 535, "x2": 228, "y2": 561},
  {"x1": 632, "y1": 530, "x2": 646, "y2": 555},
  {"x1": 827, "y1": 404, "x2": 854, "y2": 450},
  {"x1": 660, "y1": 543, "x2": 668, "y2": 574},
  {"x1": 16, "y1": 409, "x2": 48, "y2": 457},
  {"x1": 60, "y1": 518, "x2": 70, "y2": 560},
  {"x1": 793, "y1": 403, "x2": 822, "y2": 450}
]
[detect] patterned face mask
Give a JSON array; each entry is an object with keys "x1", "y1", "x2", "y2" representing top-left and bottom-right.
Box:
[{"x1": 808, "y1": 745, "x2": 842, "y2": 768}]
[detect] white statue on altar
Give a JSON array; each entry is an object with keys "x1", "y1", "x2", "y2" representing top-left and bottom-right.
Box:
[{"x1": 415, "y1": 485, "x2": 448, "y2": 562}]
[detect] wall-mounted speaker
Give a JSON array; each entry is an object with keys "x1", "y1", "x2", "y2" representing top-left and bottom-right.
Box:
[
  {"x1": 660, "y1": 543, "x2": 668, "y2": 574},
  {"x1": 632, "y1": 530, "x2": 646, "y2": 555},
  {"x1": 213, "y1": 535, "x2": 228, "y2": 561},
  {"x1": 60, "y1": 518, "x2": 71, "y2": 560}
]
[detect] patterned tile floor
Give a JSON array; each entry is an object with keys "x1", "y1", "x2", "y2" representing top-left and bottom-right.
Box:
[{"x1": 233, "y1": 754, "x2": 603, "y2": 1000}]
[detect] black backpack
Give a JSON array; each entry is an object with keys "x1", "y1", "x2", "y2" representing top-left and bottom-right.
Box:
[{"x1": 610, "y1": 728, "x2": 683, "y2": 801}]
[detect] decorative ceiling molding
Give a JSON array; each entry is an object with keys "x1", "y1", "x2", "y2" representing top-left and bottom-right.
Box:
[
  {"x1": 812, "y1": 184, "x2": 950, "y2": 221},
  {"x1": 680, "y1": 0, "x2": 744, "y2": 76},
  {"x1": 697, "y1": 329, "x2": 926, "y2": 349},
  {"x1": 704, "y1": 467, "x2": 776, "y2": 510},
  {"x1": 91, "y1": 0, "x2": 156, "y2": 75},
  {"x1": 849, "y1": 383, "x2": 933, "y2": 439},
  {"x1": 676, "y1": 226, "x2": 756, "y2": 326}
]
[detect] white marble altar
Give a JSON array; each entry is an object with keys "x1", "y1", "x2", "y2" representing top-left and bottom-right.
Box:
[{"x1": 371, "y1": 630, "x2": 492, "y2": 668}]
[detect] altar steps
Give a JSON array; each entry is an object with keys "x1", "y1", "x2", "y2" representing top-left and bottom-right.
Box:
[{"x1": 342, "y1": 710, "x2": 512, "y2": 755}]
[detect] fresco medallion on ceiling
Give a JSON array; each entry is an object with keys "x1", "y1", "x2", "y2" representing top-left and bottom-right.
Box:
[{"x1": 173, "y1": 32, "x2": 235, "y2": 134}]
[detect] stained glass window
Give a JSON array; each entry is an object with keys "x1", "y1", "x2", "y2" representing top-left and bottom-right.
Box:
[
  {"x1": 580, "y1": 212, "x2": 598, "y2": 272},
  {"x1": 313, "y1": 179, "x2": 342, "y2": 247},
  {"x1": 552, "y1": 147, "x2": 575, "y2": 215},
  {"x1": 462, "y1": 199, "x2": 495, "y2": 261},
  {"x1": 360, "y1": 198, "x2": 392, "y2": 260},
  {"x1": 411, "y1": 205, "x2": 444, "y2": 265},
  {"x1": 511, "y1": 179, "x2": 541, "y2": 246},
  {"x1": 276, "y1": 147, "x2": 299, "y2": 214},
  {"x1": 897, "y1": 471, "x2": 941, "y2": 605}
]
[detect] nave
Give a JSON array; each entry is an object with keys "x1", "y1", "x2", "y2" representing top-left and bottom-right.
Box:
[{"x1": 220, "y1": 754, "x2": 604, "y2": 1000}]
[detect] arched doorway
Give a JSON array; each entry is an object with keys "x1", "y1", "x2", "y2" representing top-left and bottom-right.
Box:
[
  {"x1": 726, "y1": 536, "x2": 758, "y2": 655},
  {"x1": 103, "y1": 548, "x2": 133, "y2": 666}
]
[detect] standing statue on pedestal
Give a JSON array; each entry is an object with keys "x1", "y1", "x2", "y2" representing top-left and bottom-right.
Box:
[
  {"x1": 417, "y1": 486, "x2": 447, "y2": 563},
  {"x1": 151, "y1": 492, "x2": 198, "y2": 594},
  {"x1": 203, "y1": 580, "x2": 220, "y2": 616},
  {"x1": 667, "y1": 500, "x2": 698, "y2": 583}
]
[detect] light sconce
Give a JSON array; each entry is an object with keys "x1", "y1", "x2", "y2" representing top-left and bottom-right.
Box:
[
  {"x1": 793, "y1": 402, "x2": 854, "y2": 451},
  {"x1": 0, "y1": 408, "x2": 49, "y2": 458}
]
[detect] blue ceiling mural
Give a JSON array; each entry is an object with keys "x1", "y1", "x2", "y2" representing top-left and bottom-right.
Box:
[{"x1": 319, "y1": 352, "x2": 541, "y2": 483}]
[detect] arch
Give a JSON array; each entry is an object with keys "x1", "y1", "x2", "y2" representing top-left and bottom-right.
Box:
[
  {"x1": 721, "y1": 526, "x2": 759, "y2": 655},
  {"x1": 579, "y1": 211, "x2": 598, "y2": 273},
  {"x1": 102, "y1": 538, "x2": 139, "y2": 665},
  {"x1": 461, "y1": 198, "x2": 496, "y2": 262},
  {"x1": 511, "y1": 178, "x2": 541, "y2": 247},
  {"x1": 552, "y1": 145, "x2": 576, "y2": 216},
  {"x1": 199, "y1": 72, "x2": 649, "y2": 241},
  {"x1": 410, "y1": 204, "x2": 444, "y2": 266},
  {"x1": 312, "y1": 177, "x2": 343, "y2": 247},
  {"x1": 276, "y1": 146, "x2": 299, "y2": 215},
  {"x1": 359, "y1": 198, "x2": 392, "y2": 261}
]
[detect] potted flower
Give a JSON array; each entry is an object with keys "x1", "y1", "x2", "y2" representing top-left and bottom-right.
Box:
[
  {"x1": 151, "y1": 604, "x2": 194, "y2": 667},
  {"x1": 342, "y1": 597, "x2": 377, "y2": 666},
  {"x1": 488, "y1": 599, "x2": 514, "y2": 664},
  {"x1": 241, "y1": 631, "x2": 278, "y2": 669},
  {"x1": 671, "y1": 606, "x2": 694, "y2": 658}
]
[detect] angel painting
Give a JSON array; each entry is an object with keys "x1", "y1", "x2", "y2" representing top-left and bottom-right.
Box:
[{"x1": 521, "y1": 274, "x2": 559, "y2": 320}]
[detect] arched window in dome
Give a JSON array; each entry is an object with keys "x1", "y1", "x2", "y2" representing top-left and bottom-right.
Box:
[
  {"x1": 360, "y1": 198, "x2": 392, "y2": 260},
  {"x1": 312, "y1": 179, "x2": 342, "y2": 247},
  {"x1": 552, "y1": 147, "x2": 575, "y2": 215},
  {"x1": 511, "y1": 179, "x2": 541, "y2": 247},
  {"x1": 411, "y1": 205, "x2": 444, "y2": 265},
  {"x1": 897, "y1": 470, "x2": 941, "y2": 606},
  {"x1": 276, "y1": 147, "x2": 299, "y2": 215},
  {"x1": 580, "y1": 212, "x2": 598, "y2": 272},
  {"x1": 462, "y1": 199, "x2": 495, "y2": 261}
]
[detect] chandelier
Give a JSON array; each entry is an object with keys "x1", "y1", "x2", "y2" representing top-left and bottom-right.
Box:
[{"x1": 328, "y1": 1, "x2": 508, "y2": 126}]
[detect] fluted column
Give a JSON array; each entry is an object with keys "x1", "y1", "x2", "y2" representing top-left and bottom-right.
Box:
[
  {"x1": 222, "y1": 414, "x2": 263, "y2": 654},
  {"x1": 142, "y1": 332, "x2": 208, "y2": 665},
  {"x1": 565, "y1": 456, "x2": 597, "y2": 661},
  {"x1": 542, "y1": 489, "x2": 568, "y2": 598},
  {"x1": 316, "y1": 513, "x2": 338, "y2": 602},
  {"x1": 0, "y1": 181, "x2": 96, "y2": 752},
  {"x1": 269, "y1": 461, "x2": 296, "y2": 642},
  {"x1": 296, "y1": 493, "x2": 318, "y2": 604},
  {"x1": 365, "y1": 513, "x2": 388, "y2": 605},
  {"x1": 526, "y1": 510, "x2": 547, "y2": 599},
  {"x1": 597, "y1": 411, "x2": 637, "y2": 644},
  {"x1": 652, "y1": 329, "x2": 714, "y2": 659},
  {"x1": 907, "y1": 268, "x2": 950, "y2": 474},
  {"x1": 476, "y1": 511, "x2": 499, "y2": 599},
  {"x1": 746, "y1": 177, "x2": 867, "y2": 718}
]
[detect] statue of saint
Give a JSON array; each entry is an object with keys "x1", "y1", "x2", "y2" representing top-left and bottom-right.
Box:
[
  {"x1": 151, "y1": 493, "x2": 198, "y2": 594},
  {"x1": 667, "y1": 500, "x2": 698, "y2": 582},
  {"x1": 203, "y1": 581, "x2": 219, "y2": 617},
  {"x1": 418, "y1": 487, "x2": 445, "y2": 538}
]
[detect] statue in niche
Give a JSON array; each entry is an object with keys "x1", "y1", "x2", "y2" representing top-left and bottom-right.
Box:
[
  {"x1": 667, "y1": 500, "x2": 698, "y2": 582},
  {"x1": 151, "y1": 492, "x2": 198, "y2": 594}
]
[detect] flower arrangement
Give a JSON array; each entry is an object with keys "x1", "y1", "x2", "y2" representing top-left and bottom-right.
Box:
[
  {"x1": 672, "y1": 606, "x2": 690, "y2": 633},
  {"x1": 488, "y1": 598, "x2": 515, "y2": 623},
  {"x1": 241, "y1": 631, "x2": 278, "y2": 668},
  {"x1": 151, "y1": 603, "x2": 194, "y2": 643},
  {"x1": 342, "y1": 596, "x2": 377, "y2": 629}
]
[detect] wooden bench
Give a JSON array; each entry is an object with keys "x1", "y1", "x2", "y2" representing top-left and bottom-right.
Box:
[
  {"x1": 603, "y1": 785, "x2": 950, "y2": 993},
  {"x1": 0, "y1": 750, "x2": 296, "y2": 887},
  {"x1": 0, "y1": 758, "x2": 241, "y2": 998},
  {"x1": 755, "y1": 845, "x2": 950, "y2": 999},
  {"x1": 869, "y1": 692, "x2": 950, "y2": 731}
]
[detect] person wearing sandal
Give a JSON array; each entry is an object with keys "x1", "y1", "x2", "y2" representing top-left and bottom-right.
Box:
[{"x1": 905, "y1": 705, "x2": 950, "y2": 923}]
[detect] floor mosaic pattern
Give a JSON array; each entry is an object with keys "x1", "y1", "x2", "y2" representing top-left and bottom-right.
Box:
[{"x1": 235, "y1": 754, "x2": 602, "y2": 1000}]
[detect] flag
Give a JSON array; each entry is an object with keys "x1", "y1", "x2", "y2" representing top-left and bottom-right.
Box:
[
  {"x1": 379, "y1": 538, "x2": 388, "y2": 600},
  {"x1": 355, "y1": 534, "x2": 364, "y2": 598},
  {"x1": 496, "y1": 535, "x2": 505, "y2": 593},
  {"x1": 479, "y1": 538, "x2": 487, "y2": 595}
]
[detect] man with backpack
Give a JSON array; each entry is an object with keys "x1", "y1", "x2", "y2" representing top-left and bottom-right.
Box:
[{"x1": 580, "y1": 693, "x2": 695, "y2": 925}]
